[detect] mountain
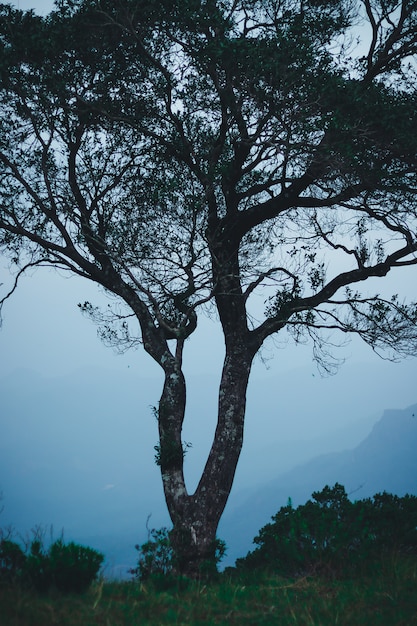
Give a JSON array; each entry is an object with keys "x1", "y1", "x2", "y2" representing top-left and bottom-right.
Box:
[{"x1": 219, "y1": 403, "x2": 417, "y2": 566}]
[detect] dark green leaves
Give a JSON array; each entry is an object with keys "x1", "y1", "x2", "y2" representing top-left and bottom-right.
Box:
[{"x1": 237, "y1": 484, "x2": 417, "y2": 577}]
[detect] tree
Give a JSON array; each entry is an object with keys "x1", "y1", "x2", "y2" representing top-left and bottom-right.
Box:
[{"x1": 1, "y1": 0, "x2": 417, "y2": 577}]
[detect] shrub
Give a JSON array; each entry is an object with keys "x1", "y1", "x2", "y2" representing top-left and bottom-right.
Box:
[
  {"x1": 131, "y1": 527, "x2": 174, "y2": 583},
  {"x1": 24, "y1": 538, "x2": 51, "y2": 593},
  {"x1": 25, "y1": 538, "x2": 104, "y2": 593},
  {"x1": 0, "y1": 539, "x2": 26, "y2": 586},
  {"x1": 49, "y1": 540, "x2": 104, "y2": 593},
  {"x1": 130, "y1": 527, "x2": 227, "y2": 585},
  {"x1": 236, "y1": 484, "x2": 417, "y2": 578},
  {"x1": 0, "y1": 527, "x2": 104, "y2": 594}
]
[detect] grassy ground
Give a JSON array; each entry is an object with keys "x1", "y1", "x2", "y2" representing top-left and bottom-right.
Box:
[{"x1": 1, "y1": 556, "x2": 416, "y2": 625}]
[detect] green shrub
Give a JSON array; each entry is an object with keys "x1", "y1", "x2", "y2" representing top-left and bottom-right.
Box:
[
  {"x1": 130, "y1": 527, "x2": 175, "y2": 584},
  {"x1": 236, "y1": 484, "x2": 417, "y2": 578},
  {"x1": 25, "y1": 538, "x2": 104, "y2": 593},
  {"x1": 48, "y1": 540, "x2": 104, "y2": 593},
  {"x1": 24, "y1": 538, "x2": 51, "y2": 593},
  {"x1": 130, "y1": 527, "x2": 227, "y2": 585},
  {"x1": 0, "y1": 529, "x2": 104, "y2": 594},
  {"x1": 0, "y1": 539, "x2": 26, "y2": 586}
]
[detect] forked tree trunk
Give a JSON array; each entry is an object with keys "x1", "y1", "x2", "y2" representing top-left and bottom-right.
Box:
[{"x1": 158, "y1": 343, "x2": 254, "y2": 577}]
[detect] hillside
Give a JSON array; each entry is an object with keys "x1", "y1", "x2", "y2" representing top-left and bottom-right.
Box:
[{"x1": 220, "y1": 403, "x2": 417, "y2": 565}]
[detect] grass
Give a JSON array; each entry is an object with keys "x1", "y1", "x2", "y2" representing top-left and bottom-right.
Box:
[{"x1": 1, "y1": 555, "x2": 416, "y2": 625}]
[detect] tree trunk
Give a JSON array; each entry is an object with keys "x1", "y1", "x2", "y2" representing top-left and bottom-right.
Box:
[{"x1": 158, "y1": 341, "x2": 253, "y2": 577}]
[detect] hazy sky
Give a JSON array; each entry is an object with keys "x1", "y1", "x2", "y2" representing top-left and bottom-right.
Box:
[{"x1": 10, "y1": 0, "x2": 53, "y2": 13}]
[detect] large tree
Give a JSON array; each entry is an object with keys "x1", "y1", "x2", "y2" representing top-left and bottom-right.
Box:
[{"x1": 1, "y1": 0, "x2": 417, "y2": 576}]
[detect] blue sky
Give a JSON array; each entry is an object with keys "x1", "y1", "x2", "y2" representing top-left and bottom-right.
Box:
[{"x1": 11, "y1": 0, "x2": 53, "y2": 13}]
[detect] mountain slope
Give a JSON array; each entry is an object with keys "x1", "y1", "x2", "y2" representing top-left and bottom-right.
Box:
[{"x1": 220, "y1": 403, "x2": 417, "y2": 565}]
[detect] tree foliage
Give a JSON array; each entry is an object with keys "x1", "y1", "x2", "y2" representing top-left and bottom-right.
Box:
[{"x1": 1, "y1": 0, "x2": 416, "y2": 362}]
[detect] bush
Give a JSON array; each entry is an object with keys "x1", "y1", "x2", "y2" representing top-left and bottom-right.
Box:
[
  {"x1": 0, "y1": 529, "x2": 104, "y2": 594},
  {"x1": 25, "y1": 538, "x2": 104, "y2": 593},
  {"x1": 0, "y1": 539, "x2": 26, "y2": 586},
  {"x1": 130, "y1": 526, "x2": 227, "y2": 586},
  {"x1": 236, "y1": 484, "x2": 417, "y2": 578},
  {"x1": 131, "y1": 527, "x2": 174, "y2": 583},
  {"x1": 24, "y1": 539, "x2": 51, "y2": 593}
]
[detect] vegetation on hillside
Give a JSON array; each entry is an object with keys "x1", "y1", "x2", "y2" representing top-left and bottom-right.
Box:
[
  {"x1": 0, "y1": 560, "x2": 416, "y2": 626},
  {"x1": 1, "y1": 484, "x2": 416, "y2": 624},
  {"x1": 236, "y1": 483, "x2": 417, "y2": 578}
]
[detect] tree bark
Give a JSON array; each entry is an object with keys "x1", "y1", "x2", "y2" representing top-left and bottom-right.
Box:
[{"x1": 158, "y1": 339, "x2": 254, "y2": 577}]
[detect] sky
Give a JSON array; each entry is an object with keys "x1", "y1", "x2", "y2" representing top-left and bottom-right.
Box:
[{"x1": 10, "y1": 0, "x2": 53, "y2": 13}]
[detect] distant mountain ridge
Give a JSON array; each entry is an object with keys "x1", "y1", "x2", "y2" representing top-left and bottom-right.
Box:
[{"x1": 219, "y1": 403, "x2": 417, "y2": 565}]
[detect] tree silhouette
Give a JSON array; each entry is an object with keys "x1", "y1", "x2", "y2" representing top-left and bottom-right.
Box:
[{"x1": 1, "y1": 0, "x2": 417, "y2": 576}]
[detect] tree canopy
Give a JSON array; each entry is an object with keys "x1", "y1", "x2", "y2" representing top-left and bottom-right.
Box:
[{"x1": 1, "y1": 0, "x2": 417, "y2": 576}]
